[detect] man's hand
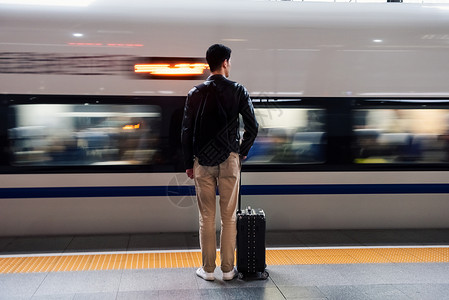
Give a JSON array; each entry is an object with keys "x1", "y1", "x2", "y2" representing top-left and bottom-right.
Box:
[
  {"x1": 239, "y1": 155, "x2": 247, "y2": 167},
  {"x1": 186, "y1": 168, "x2": 194, "y2": 179}
]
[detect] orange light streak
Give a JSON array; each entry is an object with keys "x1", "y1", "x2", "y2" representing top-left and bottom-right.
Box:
[
  {"x1": 134, "y1": 63, "x2": 209, "y2": 76},
  {"x1": 122, "y1": 124, "x2": 140, "y2": 130}
]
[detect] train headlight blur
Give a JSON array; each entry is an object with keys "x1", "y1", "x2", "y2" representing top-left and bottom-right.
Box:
[
  {"x1": 133, "y1": 57, "x2": 209, "y2": 80},
  {"x1": 122, "y1": 124, "x2": 141, "y2": 130},
  {"x1": 134, "y1": 63, "x2": 209, "y2": 76}
]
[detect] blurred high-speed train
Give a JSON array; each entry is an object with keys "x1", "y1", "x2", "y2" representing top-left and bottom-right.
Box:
[{"x1": 1, "y1": 0, "x2": 449, "y2": 236}]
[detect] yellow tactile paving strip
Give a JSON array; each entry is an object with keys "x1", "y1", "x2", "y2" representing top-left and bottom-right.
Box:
[{"x1": 1, "y1": 247, "x2": 448, "y2": 274}]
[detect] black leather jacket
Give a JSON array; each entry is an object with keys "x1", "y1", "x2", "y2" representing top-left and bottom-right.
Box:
[{"x1": 181, "y1": 74, "x2": 258, "y2": 169}]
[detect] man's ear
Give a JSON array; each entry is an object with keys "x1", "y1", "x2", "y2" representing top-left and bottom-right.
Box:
[{"x1": 223, "y1": 59, "x2": 229, "y2": 69}]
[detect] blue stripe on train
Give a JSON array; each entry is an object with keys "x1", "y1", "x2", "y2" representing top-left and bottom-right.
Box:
[{"x1": 0, "y1": 184, "x2": 449, "y2": 198}]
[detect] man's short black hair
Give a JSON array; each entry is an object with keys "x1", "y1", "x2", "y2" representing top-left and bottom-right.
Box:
[{"x1": 206, "y1": 44, "x2": 231, "y2": 72}]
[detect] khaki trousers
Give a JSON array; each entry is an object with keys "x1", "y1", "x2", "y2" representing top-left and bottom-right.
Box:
[{"x1": 193, "y1": 152, "x2": 240, "y2": 273}]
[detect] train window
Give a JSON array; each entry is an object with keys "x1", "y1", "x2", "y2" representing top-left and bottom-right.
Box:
[
  {"x1": 8, "y1": 104, "x2": 161, "y2": 166},
  {"x1": 244, "y1": 108, "x2": 326, "y2": 164},
  {"x1": 353, "y1": 109, "x2": 449, "y2": 163}
]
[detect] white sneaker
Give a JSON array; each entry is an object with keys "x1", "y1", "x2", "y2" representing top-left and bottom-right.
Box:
[
  {"x1": 222, "y1": 267, "x2": 238, "y2": 281},
  {"x1": 196, "y1": 267, "x2": 214, "y2": 281}
]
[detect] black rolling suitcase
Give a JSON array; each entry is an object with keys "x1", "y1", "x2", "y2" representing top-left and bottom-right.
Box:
[{"x1": 236, "y1": 173, "x2": 268, "y2": 280}]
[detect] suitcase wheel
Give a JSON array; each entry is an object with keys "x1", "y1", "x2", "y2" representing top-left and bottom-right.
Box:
[
  {"x1": 262, "y1": 271, "x2": 269, "y2": 280},
  {"x1": 237, "y1": 271, "x2": 269, "y2": 280}
]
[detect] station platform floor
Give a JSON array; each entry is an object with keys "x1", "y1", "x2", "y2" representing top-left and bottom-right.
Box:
[{"x1": 1, "y1": 229, "x2": 449, "y2": 299}]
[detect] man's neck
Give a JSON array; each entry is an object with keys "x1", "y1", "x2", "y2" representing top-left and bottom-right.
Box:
[{"x1": 211, "y1": 69, "x2": 226, "y2": 77}]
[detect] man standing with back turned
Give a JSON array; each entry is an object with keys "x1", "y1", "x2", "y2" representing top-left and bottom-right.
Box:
[{"x1": 182, "y1": 44, "x2": 258, "y2": 281}]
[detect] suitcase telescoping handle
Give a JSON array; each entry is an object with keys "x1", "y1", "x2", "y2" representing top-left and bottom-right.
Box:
[
  {"x1": 237, "y1": 158, "x2": 253, "y2": 215},
  {"x1": 238, "y1": 160, "x2": 252, "y2": 214},
  {"x1": 238, "y1": 160, "x2": 242, "y2": 212}
]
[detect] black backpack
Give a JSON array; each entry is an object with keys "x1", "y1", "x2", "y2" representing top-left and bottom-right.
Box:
[{"x1": 193, "y1": 81, "x2": 231, "y2": 166}]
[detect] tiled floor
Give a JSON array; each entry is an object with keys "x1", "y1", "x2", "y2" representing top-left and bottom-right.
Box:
[
  {"x1": 1, "y1": 229, "x2": 449, "y2": 299},
  {"x1": 2, "y1": 263, "x2": 449, "y2": 299}
]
